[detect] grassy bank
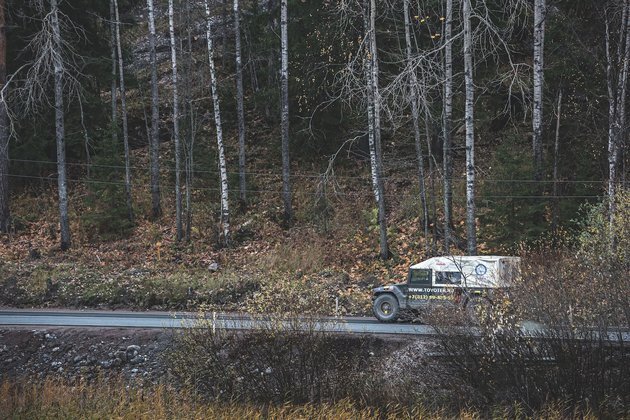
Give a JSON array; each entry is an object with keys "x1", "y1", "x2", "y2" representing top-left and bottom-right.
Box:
[{"x1": 1, "y1": 379, "x2": 610, "y2": 420}]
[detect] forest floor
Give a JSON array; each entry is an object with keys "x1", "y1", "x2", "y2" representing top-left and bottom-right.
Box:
[{"x1": 0, "y1": 141, "x2": 463, "y2": 316}]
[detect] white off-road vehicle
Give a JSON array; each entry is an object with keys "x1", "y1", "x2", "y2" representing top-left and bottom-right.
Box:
[{"x1": 372, "y1": 255, "x2": 521, "y2": 322}]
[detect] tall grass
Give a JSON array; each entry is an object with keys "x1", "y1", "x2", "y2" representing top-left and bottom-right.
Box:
[{"x1": 0, "y1": 378, "x2": 605, "y2": 419}]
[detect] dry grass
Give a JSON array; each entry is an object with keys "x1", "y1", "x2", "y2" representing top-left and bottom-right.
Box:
[{"x1": 0, "y1": 378, "x2": 608, "y2": 420}]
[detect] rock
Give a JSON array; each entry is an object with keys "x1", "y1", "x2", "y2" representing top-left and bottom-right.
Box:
[
  {"x1": 114, "y1": 350, "x2": 127, "y2": 361},
  {"x1": 45, "y1": 333, "x2": 56, "y2": 340},
  {"x1": 52, "y1": 347, "x2": 60, "y2": 352},
  {"x1": 129, "y1": 355, "x2": 144, "y2": 364},
  {"x1": 208, "y1": 262, "x2": 219, "y2": 272},
  {"x1": 126, "y1": 345, "x2": 140, "y2": 359},
  {"x1": 73, "y1": 355, "x2": 85, "y2": 364},
  {"x1": 99, "y1": 360, "x2": 113, "y2": 369}
]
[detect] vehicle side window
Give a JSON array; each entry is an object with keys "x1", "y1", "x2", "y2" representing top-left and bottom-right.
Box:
[
  {"x1": 435, "y1": 271, "x2": 462, "y2": 285},
  {"x1": 409, "y1": 269, "x2": 431, "y2": 286}
]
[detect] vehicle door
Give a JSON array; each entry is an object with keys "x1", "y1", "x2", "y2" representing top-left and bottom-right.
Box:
[{"x1": 406, "y1": 268, "x2": 432, "y2": 308}]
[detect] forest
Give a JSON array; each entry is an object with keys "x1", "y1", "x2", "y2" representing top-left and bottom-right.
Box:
[{"x1": 0, "y1": 0, "x2": 628, "y2": 313}]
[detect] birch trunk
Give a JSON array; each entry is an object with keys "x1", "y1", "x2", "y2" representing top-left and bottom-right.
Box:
[
  {"x1": 169, "y1": 0, "x2": 183, "y2": 241},
  {"x1": 532, "y1": 0, "x2": 546, "y2": 181},
  {"x1": 0, "y1": 0, "x2": 9, "y2": 233},
  {"x1": 404, "y1": 0, "x2": 429, "y2": 255},
  {"x1": 280, "y1": 0, "x2": 293, "y2": 223},
  {"x1": 205, "y1": 0, "x2": 231, "y2": 245},
  {"x1": 442, "y1": 0, "x2": 453, "y2": 253},
  {"x1": 463, "y1": 0, "x2": 476, "y2": 255},
  {"x1": 113, "y1": 0, "x2": 134, "y2": 223},
  {"x1": 551, "y1": 89, "x2": 562, "y2": 232},
  {"x1": 51, "y1": 0, "x2": 71, "y2": 250},
  {"x1": 147, "y1": 0, "x2": 161, "y2": 219},
  {"x1": 370, "y1": 0, "x2": 389, "y2": 259},
  {"x1": 234, "y1": 0, "x2": 247, "y2": 206},
  {"x1": 363, "y1": 0, "x2": 379, "y2": 203}
]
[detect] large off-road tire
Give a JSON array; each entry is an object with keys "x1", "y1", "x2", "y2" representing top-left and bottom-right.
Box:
[{"x1": 373, "y1": 294, "x2": 400, "y2": 322}]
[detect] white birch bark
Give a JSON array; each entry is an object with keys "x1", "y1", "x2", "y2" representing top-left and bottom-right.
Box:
[
  {"x1": 463, "y1": 0, "x2": 476, "y2": 255},
  {"x1": 205, "y1": 0, "x2": 231, "y2": 245},
  {"x1": 234, "y1": 0, "x2": 247, "y2": 206},
  {"x1": 113, "y1": 0, "x2": 134, "y2": 223},
  {"x1": 370, "y1": 0, "x2": 389, "y2": 259},
  {"x1": 532, "y1": 0, "x2": 546, "y2": 181},
  {"x1": 169, "y1": 0, "x2": 183, "y2": 241},
  {"x1": 443, "y1": 0, "x2": 453, "y2": 253},
  {"x1": 280, "y1": 0, "x2": 293, "y2": 223},
  {"x1": 51, "y1": 0, "x2": 71, "y2": 250},
  {"x1": 147, "y1": 0, "x2": 161, "y2": 218},
  {"x1": 362, "y1": 0, "x2": 379, "y2": 204},
  {"x1": 0, "y1": 0, "x2": 9, "y2": 233},
  {"x1": 404, "y1": 0, "x2": 429, "y2": 255}
]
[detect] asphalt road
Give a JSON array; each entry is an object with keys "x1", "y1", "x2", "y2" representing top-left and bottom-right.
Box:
[
  {"x1": 0, "y1": 309, "x2": 435, "y2": 336},
  {"x1": 1, "y1": 310, "x2": 627, "y2": 341}
]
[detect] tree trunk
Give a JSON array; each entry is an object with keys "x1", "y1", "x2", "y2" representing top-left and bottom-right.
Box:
[
  {"x1": 184, "y1": 0, "x2": 194, "y2": 242},
  {"x1": 532, "y1": 0, "x2": 546, "y2": 181},
  {"x1": 369, "y1": 0, "x2": 389, "y2": 260},
  {"x1": 605, "y1": 1, "x2": 630, "y2": 235},
  {"x1": 404, "y1": 0, "x2": 429, "y2": 255},
  {"x1": 442, "y1": 0, "x2": 453, "y2": 254},
  {"x1": 169, "y1": 0, "x2": 183, "y2": 241},
  {"x1": 363, "y1": 0, "x2": 379, "y2": 204},
  {"x1": 234, "y1": 0, "x2": 247, "y2": 207},
  {"x1": 0, "y1": 0, "x2": 9, "y2": 233},
  {"x1": 114, "y1": 0, "x2": 134, "y2": 223},
  {"x1": 205, "y1": 0, "x2": 231, "y2": 245},
  {"x1": 551, "y1": 89, "x2": 562, "y2": 233},
  {"x1": 51, "y1": 0, "x2": 71, "y2": 250},
  {"x1": 280, "y1": 0, "x2": 293, "y2": 224},
  {"x1": 463, "y1": 0, "x2": 476, "y2": 255},
  {"x1": 147, "y1": 0, "x2": 161, "y2": 219},
  {"x1": 109, "y1": 0, "x2": 118, "y2": 155}
]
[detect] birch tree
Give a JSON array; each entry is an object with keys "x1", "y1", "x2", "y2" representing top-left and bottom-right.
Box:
[
  {"x1": 442, "y1": 0, "x2": 454, "y2": 253},
  {"x1": 368, "y1": 0, "x2": 388, "y2": 259},
  {"x1": 0, "y1": 0, "x2": 9, "y2": 233},
  {"x1": 147, "y1": 0, "x2": 161, "y2": 219},
  {"x1": 234, "y1": 0, "x2": 247, "y2": 206},
  {"x1": 113, "y1": 0, "x2": 134, "y2": 223},
  {"x1": 532, "y1": 0, "x2": 546, "y2": 181},
  {"x1": 463, "y1": 0, "x2": 476, "y2": 255},
  {"x1": 205, "y1": 0, "x2": 231, "y2": 245},
  {"x1": 280, "y1": 0, "x2": 293, "y2": 223},
  {"x1": 404, "y1": 0, "x2": 429, "y2": 255},
  {"x1": 168, "y1": 0, "x2": 183, "y2": 241}
]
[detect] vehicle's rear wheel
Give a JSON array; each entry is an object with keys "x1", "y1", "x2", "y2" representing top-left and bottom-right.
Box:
[{"x1": 373, "y1": 294, "x2": 399, "y2": 322}]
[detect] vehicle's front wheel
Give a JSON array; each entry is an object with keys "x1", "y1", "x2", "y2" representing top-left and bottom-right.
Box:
[{"x1": 373, "y1": 294, "x2": 400, "y2": 322}]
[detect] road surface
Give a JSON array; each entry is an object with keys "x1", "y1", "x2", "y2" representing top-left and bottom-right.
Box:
[{"x1": 0, "y1": 309, "x2": 435, "y2": 336}]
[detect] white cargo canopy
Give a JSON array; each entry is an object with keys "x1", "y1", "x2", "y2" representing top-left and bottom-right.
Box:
[{"x1": 410, "y1": 256, "x2": 520, "y2": 288}]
